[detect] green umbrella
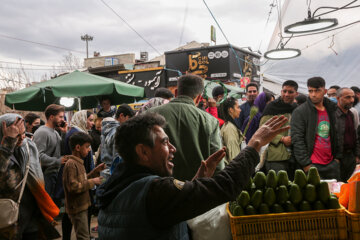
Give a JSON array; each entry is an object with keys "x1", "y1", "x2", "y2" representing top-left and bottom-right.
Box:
[
  {"x1": 203, "y1": 80, "x2": 245, "y2": 100},
  {"x1": 5, "y1": 70, "x2": 144, "y2": 111}
]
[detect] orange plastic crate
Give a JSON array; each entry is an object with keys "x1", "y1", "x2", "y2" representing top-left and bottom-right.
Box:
[
  {"x1": 345, "y1": 209, "x2": 360, "y2": 240},
  {"x1": 227, "y1": 203, "x2": 347, "y2": 240}
]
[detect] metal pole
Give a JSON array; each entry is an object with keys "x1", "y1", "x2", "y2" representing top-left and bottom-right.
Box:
[
  {"x1": 78, "y1": 97, "x2": 81, "y2": 111},
  {"x1": 81, "y1": 34, "x2": 94, "y2": 58}
]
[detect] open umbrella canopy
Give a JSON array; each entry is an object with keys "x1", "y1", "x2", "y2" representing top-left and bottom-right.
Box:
[
  {"x1": 203, "y1": 80, "x2": 245, "y2": 100},
  {"x1": 5, "y1": 70, "x2": 145, "y2": 111}
]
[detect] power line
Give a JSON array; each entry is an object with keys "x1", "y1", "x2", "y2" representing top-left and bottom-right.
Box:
[
  {"x1": 179, "y1": 0, "x2": 189, "y2": 46},
  {"x1": 0, "y1": 60, "x2": 69, "y2": 68},
  {"x1": 0, "y1": 65, "x2": 69, "y2": 71},
  {"x1": 301, "y1": 23, "x2": 359, "y2": 51},
  {"x1": 257, "y1": 0, "x2": 277, "y2": 51},
  {"x1": 283, "y1": 20, "x2": 360, "y2": 38},
  {"x1": 99, "y1": 0, "x2": 161, "y2": 55},
  {"x1": 201, "y1": 0, "x2": 243, "y2": 74},
  {"x1": 0, "y1": 33, "x2": 85, "y2": 54}
]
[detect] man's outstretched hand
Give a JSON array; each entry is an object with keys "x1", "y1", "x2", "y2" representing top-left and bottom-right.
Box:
[
  {"x1": 248, "y1": 115, "x2": 290, "y2": 152},
  {"x1": 192, "y1": 147, "x2": 226, "y2": 180}
]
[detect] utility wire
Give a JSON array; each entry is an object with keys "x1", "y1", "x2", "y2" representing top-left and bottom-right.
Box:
[
  {"x1": 282, "y1": 20, "x2": 360, "y2": 38},
  {"x1": 0, "y1": 33, "x2": 85, "y2": 54},
  {"x1": 313, "y1": 0, "x2": 359, "y2": 18},
  {"x1": 276, "y1": 0, "x2": 283, "y2": 38},
  {"x1": 99, "y1": 0, "x2": 161, "y2": 56},
  {"x1": 0, "y1": 60, "x2": 69, "y2": 68},
  {"x1": 201, "y1": 0, "x2": 243, "y2": 74},
  {"x1": 257, "y1": 0, "x2": 277, "y2": 51},
  {"x1": 179, "y1": 0, "x2": 189, "y2": 46},
  {"x1": 301, "y1": 23, "x2": 359, "y2": 51},
  {"x1": 0, "y1": 66, "x2": 69, "y2": 71}
]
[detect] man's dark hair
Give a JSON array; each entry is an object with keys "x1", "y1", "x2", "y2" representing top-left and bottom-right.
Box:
[
  {"x1": 24, "y1": 113, "x2": 40, "y2": 124},
  {"x1": 295, "y1": 93, "x2": 307, "y2": 105},
  {"x1": 100, "y1": 96, "x2": 111, "y2": 104},
  {"x1": 177, "y1": 74, "x2": 204, "y2": 99},
  {"x1": 351, "y1": 86, "x2": 360, "y2": 94},
  {"x1": 351, "y1": 86, "x2": 360, "y2": 105},
  {"x1": 307, "y1": 77, "x2": 325, "y2": 88},
  {"x1": 154, "y1": 88, "x2": 174, "y2": 99},
  {"x1": 69, "y1": 132, "x2": 92, "y2": 151},
  {"x1": 212, "y1": 86, "x2": 228, "y2": 98},
  {"x1": 44, "y1": 104, "x2": 65, "y2": 120},
  {"x1": 329, "y1": 85, "x2": 340, "y2": 90},
  {"x1": 115, "y1": 112, "x2": 166, "y2": 163},
  {"x1": 115, "y1": 104, "x2": 135, "y2": 120},
  {"x1": 282, "y1": 80, "x2": 298, "y2": 91},
  {"x1": 245, "y1": 82, "x2": 259, "y2": 92}
]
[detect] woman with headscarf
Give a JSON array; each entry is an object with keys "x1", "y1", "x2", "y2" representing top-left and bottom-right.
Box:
[
  {"x1": 241, "y1": 92, "x2": 275, "y2": 143},
  {"x1": 219, "y1": 97, "x2": 243, "y2": 164},
  {"x1": 0, "y1": 114, "x2": 59, "y2": 239},
  {"x1": 54, "y1": 110, "x2": 104, "y2": 240}
]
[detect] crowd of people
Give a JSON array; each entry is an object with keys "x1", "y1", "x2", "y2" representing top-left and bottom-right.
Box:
[{"x1": 0, "y1": 73, "x2": 359, "y2": 240}]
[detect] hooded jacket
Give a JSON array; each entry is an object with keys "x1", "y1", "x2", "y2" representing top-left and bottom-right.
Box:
[{"x1": 100, "y1": 118, "x2": 120, "y2": 166}]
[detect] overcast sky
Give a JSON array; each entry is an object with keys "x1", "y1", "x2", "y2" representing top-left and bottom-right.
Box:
[{"x1": 0, "y1": 0, "x2": 279, "y2": 82}]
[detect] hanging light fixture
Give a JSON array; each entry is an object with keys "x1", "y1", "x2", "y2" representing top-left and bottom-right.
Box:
[
  {"x1": 284, "y1": 10, "x2": 338, "y2": 34},
  {"x1": 264, "y1": 43, "x2": 301, "y2": 60},
  {"x1": 285, "y1": 18, "x2": 338, "y2": 34}
]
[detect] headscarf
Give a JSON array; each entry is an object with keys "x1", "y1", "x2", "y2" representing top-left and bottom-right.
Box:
[
  {"x1": 254, "y1": 92, "x2": 268, "y2": 113},
  {"x1": 241, "y1": 92, "x2": 271, "y2": 143},
  {"x1": 0, "y1": 114, "x2": 59, "y2": 223},
  {"x1": 70, "y1": 110, "x2": 89, "y2": 132}
]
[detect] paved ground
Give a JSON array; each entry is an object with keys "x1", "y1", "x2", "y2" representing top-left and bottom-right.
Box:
[{"x1": 54, "y1": 216, "x2": 98, "y2": 240}]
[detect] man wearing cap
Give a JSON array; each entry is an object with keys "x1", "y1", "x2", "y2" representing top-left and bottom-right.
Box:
[{"x1": 212, "y1": 86, "x2": 227, "y2": 103}]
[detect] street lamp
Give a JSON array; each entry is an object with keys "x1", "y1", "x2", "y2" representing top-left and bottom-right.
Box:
[{"x1": 81, "y1": 34, "x2": 94, "y2": 58}]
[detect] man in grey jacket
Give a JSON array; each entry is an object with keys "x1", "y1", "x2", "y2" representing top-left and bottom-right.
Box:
[{"x1": 33, "y1": 104, "x2": 68, "y2": 197}]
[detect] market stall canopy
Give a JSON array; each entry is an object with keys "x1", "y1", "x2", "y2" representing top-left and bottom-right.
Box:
[
  {"x1": 5, "y1": 70, "x2": 144, "y2": 111},
  {"x1": 261, "y1": 0, "x2": 360, "y2": 94},
  {"x1": 204, "y1": 80, "x2": 245, "y2": 99}
]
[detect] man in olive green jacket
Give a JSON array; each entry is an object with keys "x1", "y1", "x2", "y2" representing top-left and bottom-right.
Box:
[
  {"x1": 149, "y1": 74, "x2": 224, "y2": 181},
  {"x1": 259, "y1": 80, "x2": 298, "y2": 175}
]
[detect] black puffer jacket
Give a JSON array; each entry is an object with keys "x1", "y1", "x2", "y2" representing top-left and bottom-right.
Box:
[{"x1": 290, "y1": 97, "x2": 338, "y2": 167}]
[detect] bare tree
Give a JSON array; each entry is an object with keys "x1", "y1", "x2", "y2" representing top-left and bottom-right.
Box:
[{"x1": 59, "y1": 52, "x2": 83, "y2": 72}]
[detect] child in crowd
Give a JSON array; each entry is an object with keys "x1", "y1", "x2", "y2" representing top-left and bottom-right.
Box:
[{"x1": 63, "y1": 132, "x2": 104, "y2": 240}]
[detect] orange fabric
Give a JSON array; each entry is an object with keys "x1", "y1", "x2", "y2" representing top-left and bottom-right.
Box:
[
  {"x1": 348, "y1": 172, "x2": 360, "y2": 183},
  {"x1": 339, "y1": 183, "x2": 349, "y2": 209},
  {"x1": 28, "y1": 179, "x2": 59, "y2": 223},
  {"x1": 333, "y1": 192, "x2": 340, "y2": 198},
  {"x1": 348, "y1": 181, "x2": 360, "y2": 213}
]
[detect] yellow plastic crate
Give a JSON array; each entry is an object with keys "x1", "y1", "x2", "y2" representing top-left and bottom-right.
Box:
[
  {"x1": 345, "y1": 209, "x2": 360, "y2": 239},
  {"x1": 227, "y1": 203, "x2": 347, "y2": 240}
]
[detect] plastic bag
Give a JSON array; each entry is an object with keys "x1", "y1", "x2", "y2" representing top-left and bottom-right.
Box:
[{"x1": 187, "y1": 203, "x2": 232, "y2": 240}]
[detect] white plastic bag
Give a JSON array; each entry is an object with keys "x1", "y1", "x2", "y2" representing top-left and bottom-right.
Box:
[
  {"x1": 255, "y1": 143, "x2": 269, "y2": 172},
  {"x1": 187, "y1": 203, "x2": 232, "y2": 240}
]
